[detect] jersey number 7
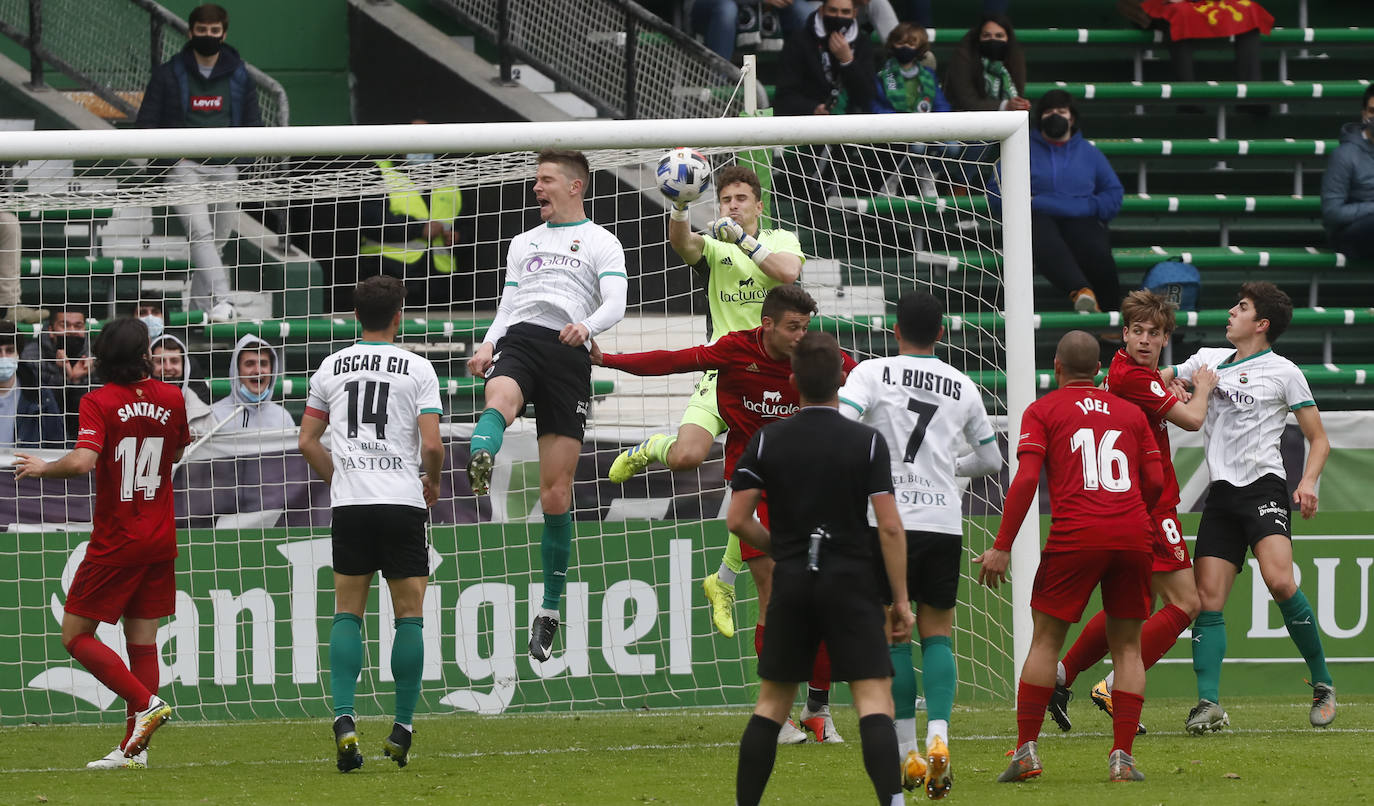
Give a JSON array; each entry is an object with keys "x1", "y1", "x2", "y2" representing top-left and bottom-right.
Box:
[{"x1": 904, "y1": 398, "x2": 939, "y2": 462}]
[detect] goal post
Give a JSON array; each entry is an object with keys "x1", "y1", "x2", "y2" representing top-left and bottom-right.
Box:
[{"x1": 0, "y1": 112, "x2": 1038, "y2": 724}]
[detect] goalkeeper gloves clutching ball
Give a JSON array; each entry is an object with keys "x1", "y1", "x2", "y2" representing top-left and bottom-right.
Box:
[{"x1": 709, "y1": 217, "x2": 772, "y2": 264}]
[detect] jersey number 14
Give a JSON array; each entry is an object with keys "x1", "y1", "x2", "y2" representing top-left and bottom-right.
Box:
[
  {"x1": 114, "y1": 436, "x2": 164, "y2": 501},
  {"x1": 345, "y1": 380, "x2": 391, "y2": 439}
]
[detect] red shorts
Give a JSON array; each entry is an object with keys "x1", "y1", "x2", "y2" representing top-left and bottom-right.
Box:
[
  {"x1": 64, "y1": 559, "x2": 177, "y2": 624},
  {"x1": 739, "y1": 495, "x2": 770, "y2": 562},
  {"x1": 1151, "y1": 509, "x2": 1193, "y2": 573},
  {"x1": 1031, "y1": 548, "x2": 1151, "y2": 623}
]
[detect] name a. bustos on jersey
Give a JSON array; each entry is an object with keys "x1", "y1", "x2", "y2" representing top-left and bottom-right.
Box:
[
  {"x1": 880, "y1": 367, "x2": 962, "y2": 400},
  {"x1": 333, "y1": 353, "x2": 412, "y2": 376},
  {"x1": 116, "y1": 401, "x2": 173, "y2": 424}
]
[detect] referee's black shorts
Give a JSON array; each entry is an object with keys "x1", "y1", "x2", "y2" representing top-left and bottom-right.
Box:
[
  {"x1": 1195, "y1": 473, "x2": 1292, "y2": 570},
  {"x1": 759, "y1": 557, "x2": 893, "y2": 683},
  {"x1": 873, "y1": 529, "x2": 963, "y2": 610},
  {"x1": 486, "y1": 322, "x2": 592, "y2": 441},
  {"x1": 331, "y1": 504, "x2": 430, "y2": 579}
]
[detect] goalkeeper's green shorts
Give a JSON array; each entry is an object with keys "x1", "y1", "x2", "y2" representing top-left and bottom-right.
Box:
[{"x1": 679, "y1": 370, "x2": 728, "y2": 435}]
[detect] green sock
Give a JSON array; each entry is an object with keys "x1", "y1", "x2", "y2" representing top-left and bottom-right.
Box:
[
  {"x1": 648, "y1": 434, "x2": 676, "y2": 465},
  {"x1": 1277, "y1": 589, "x2": 1332, "y2": 686},
  {"x1": 1192, "y1": 610, "x2": 1227, "y2": 702},
  {"x1": 722, "y1": 532, "x2": 745, "y2": 575},
  {"x1": 470, "y1": 408, "x2": 508, "y2": 457},
  {"x1": 329, "y1": 612, "x2": 364, "y2": 719},
  {"x1": 890, "y1": 642, "x2": 917, "y2": 721},
  {"x1": 540, "y1": 511, "x2": 574, "y2": 610},
  {"x1": 391, "y1": 616, "x2": 424, "y2": 725},
  {"x1": 920, "y1": 635, "x2": 956, "y2": 723}
]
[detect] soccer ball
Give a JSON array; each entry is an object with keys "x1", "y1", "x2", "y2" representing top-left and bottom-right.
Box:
[{"x1": 656, "y1": 147, "x2": 711, "y2": 204}]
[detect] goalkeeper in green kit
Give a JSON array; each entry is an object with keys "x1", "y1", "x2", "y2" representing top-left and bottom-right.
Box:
[{"x1": 609, "y1": 162, "x2": 803, "y2": 641}]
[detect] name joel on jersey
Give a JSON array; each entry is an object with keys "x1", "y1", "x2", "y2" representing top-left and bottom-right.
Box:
[
  {"x1": 116, "y1": 400, "x2": 173, "y2": 424},
  {"x1": 333, "y1": 353, "x2": 412, "y2": 376},
  {"x1": 880, "y1": 367, "x2": 962, "y2": 400}
]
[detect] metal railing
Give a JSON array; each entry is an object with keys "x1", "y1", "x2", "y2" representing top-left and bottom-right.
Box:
[
  {"x1": 0, "y1": 0, "x2": 288, "y2": 125},
  {"x1": 427, "y1": 0, "x2": 758, "y2": 120}
]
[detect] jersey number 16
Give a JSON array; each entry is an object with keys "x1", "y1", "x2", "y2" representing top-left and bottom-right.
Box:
[{"x1": 1069, "y1": 427, "x2": 1131, "y2": 492}]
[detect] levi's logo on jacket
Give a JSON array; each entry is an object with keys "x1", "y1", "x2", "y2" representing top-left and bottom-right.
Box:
[{"x1": 190, "y1": 95, "x2": 223, "y2": 111}]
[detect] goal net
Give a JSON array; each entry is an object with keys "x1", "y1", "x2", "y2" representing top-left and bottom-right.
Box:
[{"x1": 0, "y1": 113, "x2": 1035, "y2": 725}]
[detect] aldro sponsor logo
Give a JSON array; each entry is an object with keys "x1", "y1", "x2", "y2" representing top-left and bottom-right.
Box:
[
  {"x1": 742, "y1": 389, "x2": 797, "y2": 418},
  {"x1": 522, "y1": 253, "x2": 584, "y2": 274}
]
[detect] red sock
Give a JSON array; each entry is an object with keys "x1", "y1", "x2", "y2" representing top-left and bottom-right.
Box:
[
  {"x1": 1140, "y1": 604, "x2": 1193, "y2": 670},
  {"x1": 1016, "y1": 681, "x2": 1053, "y2": 748},
  {"x1": 754, "y1": 623, "x2": 765, "y2": 658},
  {"x1": 1060, "y1": 610, "x2": 1109, "y2": 686},
  {"x1": 65, "y1": 634, "x2": 150, "y2": 712},
  {"x1": 124, "y1": 643, "x2": 159, "y2": 749},
  {"x1": 1111, "y1": 690, "x2": 1145, "y2": 755},
  {"x1": 809, "y1": 642, "x2": 831, "y2": 692}
]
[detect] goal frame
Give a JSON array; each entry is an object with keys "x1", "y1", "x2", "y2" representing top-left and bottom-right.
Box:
[{"x1": 0, "y1": 111, "x2": 1040, "y2": 688}]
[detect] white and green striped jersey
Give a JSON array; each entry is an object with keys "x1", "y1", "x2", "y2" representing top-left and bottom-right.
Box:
[
  {"x1": 500, "y1": 218, "x2": 627, "y2": 335},
  {"x1": 839, "y1": 354, "x2": 995, "y2": 535}
]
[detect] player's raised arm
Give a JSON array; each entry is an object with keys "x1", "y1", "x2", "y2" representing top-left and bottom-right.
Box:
[
  {"x1": 1164, "y1": 365, "x2": 1217, "y2": 431},
  {"x1": 600, "y1": 334, "x2": 734, "y2": 377}
]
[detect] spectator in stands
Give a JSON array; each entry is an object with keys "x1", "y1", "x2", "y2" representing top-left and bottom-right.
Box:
[
  {"x1": 0, "y1": 211, "x2": 45, "y2": 325},
  {"x1": 1133, "y1": 0, "x2": 1271, "y2": 85},
  {"x1": 20, "y1": 305, "x2": 92, "y2": 441},
  {"x1": 943, "y1": 14, "x2": 1028, "y2": 114},
  {"x1": 872, "y1": 22, "x2": 950, "y2": 196},
  {"x1": 134, "y1": 300, "x2": 166, "y2": 342},
  {"x1": 991, "y1": 89, "x2": 1124, "y2": 313},
  {"x1": 0, "y1": 321, "x2": 64, "y2": 449},
  {"x1": 210, "y1": 334, "x2": 294, "y2": 432},
  {"x1": 690, "y1": 0, "x2": 811, "y2": 62},
  {"x1": 1320, "y1": 85, "x2": 1374, "y2": 260},
  {"x1": 136, "y1": 3, "x2": 262, "y2": 323},
  {"x1": 774, "y1": 0, "x2": 876, "y2": 117},
  {"x1": 151, "y1": 334, "x2": 215, "y2": 436}
]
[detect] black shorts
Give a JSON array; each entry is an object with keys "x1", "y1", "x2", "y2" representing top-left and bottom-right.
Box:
[
  {"x1": 331, "y1": 504, "x2": 430, "y2": 579},
  {"x1": 487, "y1": 322, "x2": 591, "y2": 440},
  {"x1": 871, "y1": 529, "x2": 962, "y2": 610},
  {"x1": 759, "y1": 557, "x2": 893, "y2": 683},
  {"x1": 1195, "y1": 473, "x2": 1292, "y2": 570}
]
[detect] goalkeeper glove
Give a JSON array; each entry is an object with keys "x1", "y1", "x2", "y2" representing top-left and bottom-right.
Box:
[
  {"x1": 669, "y1": 199, "x2": 690, "y2": 221},
  {"x1": 709, "y1": 217, "x2": 772, "y2": 263}
]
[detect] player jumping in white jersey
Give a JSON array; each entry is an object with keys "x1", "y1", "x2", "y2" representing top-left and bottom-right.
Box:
[
  {"x1": 839, "y1": 290, "x2": 1002, "y2": 799},
  {"x1": 1161, "y1": 281, "x2": 1335, "y2": 732},
  {"x1": 299, "y1": 275, "x2": 446, "y2": 771},
  {"x1": 464, "y1": 150, "x2": 629, "y2": 663}
]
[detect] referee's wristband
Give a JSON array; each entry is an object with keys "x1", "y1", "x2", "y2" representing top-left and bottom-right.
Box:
[
  {"x1": 669, "y1": 205, "x2": 690, "y2": 221},
  {"x1": 740, "y1": 235, "x2": 771, "y2": 263}
]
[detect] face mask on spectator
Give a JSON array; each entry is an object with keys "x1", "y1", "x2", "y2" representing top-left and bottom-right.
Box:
[
  {"x1": 978, "y1": 39, "x2": 1009, "y2": 61},
  {"x1": 1041, "y1": 114, "x2": 1070, "y2": 138},
  {"x1": 822, "y1": 16, "x2": 850, "y2": 35},
  {"x1": 238, "y1": 382, "x2": 272, "y2": 403},
  {"x1": 190, "y1": 35, "x2": 223, "y2": 57},
  {"x1": 141, "y1": 315, "x2": 164, "y2": 342},
  {"x1": 0, "y1": 357, "x2": 16, "y2": 382},
  {"x1": 893, "y1": 46, "x2": 925, "y2": 65},
  {"x1": 62, "y1": 335, "x2": 85, "y2": 355}
]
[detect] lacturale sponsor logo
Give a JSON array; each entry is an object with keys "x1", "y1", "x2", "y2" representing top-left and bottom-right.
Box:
[
  {"x1": 718, "y1": 287, "x2": 767, "y2": 304},
  {"x1": 741, "y1": 392, "x2": 797, "y2": 417}
]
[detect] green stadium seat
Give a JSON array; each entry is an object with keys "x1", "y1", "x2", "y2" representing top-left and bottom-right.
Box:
[
  {"x1": 924, "y1": 27, "x2": 1374, "y2": 47},
  {"x1": 1091, "y1": 138, "x2": 1339, "y2": 158},
  {"x1": 205, "y1": 376, "x2": 616, "y2": 400},
  {"x1": 1024, "y1": 80, "x2": 1371, "y2": 101},
  {"x1": 833, "y1": 193, "x2": 1322, "y2": 217},
  {"x1": 813, "y1": 308, "x2": 1374, "y2": 337},
  {"x1": 23, "y1": 256, "x2": 191, "y2": 276},
  {"x1": 201, "y1": 317, "x2": 494, "y2": 343}
]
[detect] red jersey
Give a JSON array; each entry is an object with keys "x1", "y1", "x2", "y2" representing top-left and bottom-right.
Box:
[
  {"x1": 1015, "y1": 382, "x2": 1158, "y2": 552},
  {"x1": 74, "y1": 378, "x2": 190, "y2": 567},
  {"x1": 1103, "y1": 349, "x2": 1181, "y2": 512},
  {"x1": 602, "y1": 327, "x2": 856, "y2": 477}
]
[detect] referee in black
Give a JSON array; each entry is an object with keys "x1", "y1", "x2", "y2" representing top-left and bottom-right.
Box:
[{"x1": 727, "y1": 331, "x2": 914, "y2": 806}]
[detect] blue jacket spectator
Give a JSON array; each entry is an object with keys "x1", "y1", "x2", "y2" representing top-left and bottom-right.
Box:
[
  {"x1": 135, "y1": 41, "x2": 261, "y2": 129},
  {"x1": 0, "y1": 321, "x2": 65, "y2": 449},
  {"x1": 1320, "y1": 86, "x2": 1374, "y2": 259},
  {"x1": 991, "y1": 89, "x2": 1124, "y2": 312},
  {"x1": 871, "y1": 23, "x2": 951, "y2": 114}
]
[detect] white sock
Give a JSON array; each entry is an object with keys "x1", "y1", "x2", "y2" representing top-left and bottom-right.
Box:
[
  {"x1": 397, "y1": 722, "x2": 413, "y2": 733},
  {"x1": 1105, "y1": 670, "x2": 1115, "y2": 692},
  {"x1": 888, "y1": 794, "x2": 904, "y2": 806},
  {"x1": 717, "y1": 565, "x2": 737, "y2": 586},
  {"x1": 895, "y1": 717, "x2": 918, "y2": 759},
  {"x1": 1056, "y1": 660, "x2": 1066, "y2": 687},
  {"x1": 927, "y1": 719, "x2": 949, "y2": 746},
  {"x1": 537, "y1": 607, "x2": 559, "y2": 620}
]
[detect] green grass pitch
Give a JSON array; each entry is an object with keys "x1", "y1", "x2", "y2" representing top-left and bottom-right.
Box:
[{"x1": 0, "y1": 696, "x2": 1367, "y2": 804}]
